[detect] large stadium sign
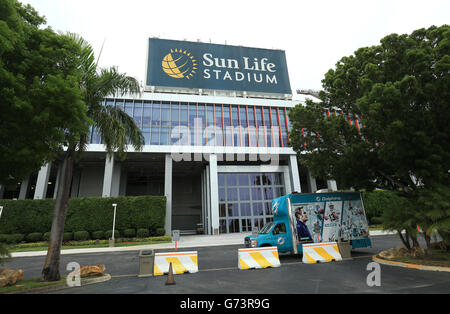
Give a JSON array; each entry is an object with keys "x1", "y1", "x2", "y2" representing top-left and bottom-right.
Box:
[{"x1": 145, "y1": 38, "x2": 292, "y2": 95}]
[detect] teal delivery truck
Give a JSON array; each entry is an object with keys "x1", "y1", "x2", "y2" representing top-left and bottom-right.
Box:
[{"x1": 244, "y1": 192, "x2": 372, "y2": 254}]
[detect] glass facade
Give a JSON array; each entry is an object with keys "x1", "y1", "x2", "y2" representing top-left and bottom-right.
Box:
[
  {"x1": 90, "y1": 99, "x2": 292, "y2": 148},
  {"x1": 218, "y1": 172, "x2": 285, "y2": 233}
]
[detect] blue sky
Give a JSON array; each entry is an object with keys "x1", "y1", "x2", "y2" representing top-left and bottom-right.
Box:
[{"x1": 22, "y1": 0, "x2": 450, "y2": 95}]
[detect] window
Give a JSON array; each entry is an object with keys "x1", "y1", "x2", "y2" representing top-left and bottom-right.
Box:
[
  {"x1": 217, "y1": 172, "x2": 284, "y2": 233},
  {"x1": 161, "y1": 104, "x2": 170, "y2": 127},
  {"x1": 143, "y1": 103, "x2": 151, "y2": 128},
  {"x1": 133, "y1": 101, "x2": 143, "y2": 128},
  {"x1": 151, "y1": 103, "x2": 160, "y2": 127},
  {"x1": 273, "y1": 223, "x2": 286, "y2": 235}
]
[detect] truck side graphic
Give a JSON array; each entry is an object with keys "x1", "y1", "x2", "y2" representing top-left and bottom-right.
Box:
[{"x1": 245, "y1": 192, "x2": 372, "y2": 254}]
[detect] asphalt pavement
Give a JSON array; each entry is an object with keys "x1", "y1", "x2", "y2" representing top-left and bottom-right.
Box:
[{"x1": 3, "y1": 231, "x2": 450, "y2": 295}]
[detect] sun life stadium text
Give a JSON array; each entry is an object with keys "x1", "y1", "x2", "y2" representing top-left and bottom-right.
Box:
[{"x1": 202, "y1": 53, "x2": 278, "y2": 84}]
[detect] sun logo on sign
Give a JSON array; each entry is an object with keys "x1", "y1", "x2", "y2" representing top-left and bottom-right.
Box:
[{"x1": 161, "y1": 48, "x2": 197, "y2": 79}]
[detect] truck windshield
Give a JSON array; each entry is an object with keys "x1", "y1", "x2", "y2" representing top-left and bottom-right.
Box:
[{"x1": 258, "y1": 222, "x2": 275, "y2": 234}]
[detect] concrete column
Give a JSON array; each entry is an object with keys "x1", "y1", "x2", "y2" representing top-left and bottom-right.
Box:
[
  {"x1": 306, "y1": 169, "x2": 317, "y2": 193},
  {"x1": 70, "y1": 170, "x2": 81, "y2": 198},
  {"x1": 119, "y1": 168, "x2": 127, "y2": 196},
  {"x1": 201, "y1": 170, "x2": 206, "y2": 234},
  {"x1": 208, "y1": 154, "x2": 220, "y2": 235},
  {"x1": 205, "y1": 165, "x2": 212, "y2": 235},
  {"x1": 164, "y1": 154, "x2": 173, "y2": 236},
  {"x1": 288, "y1": 155, "x2": 301, "y2": 193},
  {"x1": 102, "y1": 155, "x2": 114, "y2": 197},
  {"x1": 19, "y1": 177, "x2": 30, "y2": 199},
  {"x1": 111, "y1": 161, "x2": 121, "y2": 197},
  {"x1": 53, "y1": 165, "x2": 61, "y2": 199},
  {"x1": 327, "y1": 179, "x2": 338, "y2": 191},
  {"x1": 34, "y1": 163, "x2": 51, "y2": 199}
]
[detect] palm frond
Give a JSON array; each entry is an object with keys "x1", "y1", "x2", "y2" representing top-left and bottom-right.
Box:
[{"x1": 94, "y1": 105, "x2": 144, "y2": 156}]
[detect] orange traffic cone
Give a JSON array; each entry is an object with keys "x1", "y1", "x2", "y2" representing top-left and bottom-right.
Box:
[{"x1": 165, "y1": 262, "x2": 176, "y2": 285}]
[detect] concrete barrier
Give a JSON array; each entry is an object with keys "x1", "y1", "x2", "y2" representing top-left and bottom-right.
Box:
[
  {"x1": 153, "y1": 251, "x2": 198, "y2": 276},
  {"x1": 302, "y1": 242, "x2": 342, "y2": 264},
  {"x1": 238, "y1": 247, "x2": 281, "y2": 270}
]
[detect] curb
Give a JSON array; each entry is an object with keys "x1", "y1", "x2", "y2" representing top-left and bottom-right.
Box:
[
  {"x1": 11, "y1": 230, "x2": 389, "y2": 258},
  {"x1": 6, "y1": 273, "x2": 111, "y2": 294},
  {"x1": 372, "y1": 255, "x2": 450, "y2": 272}
]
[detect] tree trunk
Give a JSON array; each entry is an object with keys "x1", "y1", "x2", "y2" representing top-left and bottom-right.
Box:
[
  {"x1": 424, "y1": 233, "x2": 432, "y2": 256},
  {"x1": 398, "y1": 230, "x2": 411, "y2": 250},
  {"x1": 410, "y1": 233, "x2": 420, "y2": 249},
  {"x1": 41, "y1": 148, "x2": 75, "y2": 281}
]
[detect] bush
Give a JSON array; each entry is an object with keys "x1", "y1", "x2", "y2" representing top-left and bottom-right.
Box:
[
  {"x1": 106, "y1": 230, "x2": 120, "y2": 239},
  {"x1": 136, "y1": 228, "x2": 149, "y2": 238},
  {"x1": 5, "y1": 233, "x2": 24, "y2": 244},
  {"x1": 0, "y1": 234, "x2": 8, "y2": 243},
  {"x1": 43, "y1": 232, "x2": 51, "y2": 241},
  {"x1": 91, "y1": 230, "x2": 105, "y2": 240},
  {"x1": 123, "y1": 228, "x2": 136, "y2": 238},
  {"x1": 73, "y1": 231, "x2": 90, "y2": 241},
  {"x1": 26, "y1": 232, "x2": 42, "y2": 243},
  {"x1": 63, "y1": 232, "x2": 73, "y2": 242},
  {"x1": 155, "y1": 228, "x2": 165, "y2": 236},
  {"x1": 0, "y1": 196, "x2": 166, "y2": 237},
  {"x1": 362, "y1": 190, "x2": 406, "y2": 225}
]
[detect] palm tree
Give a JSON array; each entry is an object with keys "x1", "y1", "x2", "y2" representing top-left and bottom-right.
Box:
[{"x1": 41, "y1": 34, "x2": 144, "y2": 281}]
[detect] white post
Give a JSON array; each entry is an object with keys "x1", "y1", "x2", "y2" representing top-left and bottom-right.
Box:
[
  {"x1": 164, "y1": 154, "x2": 173, "y2": 236},
  {"x1": 112, "y1": 203, "x2": 117, "y2": 240},
  {"x1": 208, "y1": 154, "x2": 220, "y2": 235},
  {"x1": 0, "y1": 206, "x2": 3, "y2": 219}
]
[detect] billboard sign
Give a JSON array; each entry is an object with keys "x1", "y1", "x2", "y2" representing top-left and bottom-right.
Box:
[{"x1": 146, "y1": 38, "x2": 292, "y2": 95}]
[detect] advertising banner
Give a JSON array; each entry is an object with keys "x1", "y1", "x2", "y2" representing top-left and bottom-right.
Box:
[
  {"x1": 146, "y1": 38, "x2": 292, "y2": 95},
  {"x1": 290, "y1": 192, "x2": 369, "y2": 243}
]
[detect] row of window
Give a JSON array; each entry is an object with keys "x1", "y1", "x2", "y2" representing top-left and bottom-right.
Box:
[
  {"x1": 90, "y1": 99, "x2": 292, "y2": 147},
  {"x1": 217, "y1": 172, "x2": 284, "y2": 233},
  {"x1": 219, "y1": 217, "x2": 274, "y2": 233}
]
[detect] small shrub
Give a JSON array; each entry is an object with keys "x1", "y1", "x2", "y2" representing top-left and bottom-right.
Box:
[
  {"x1": 26, "y1": 232, "x2": 43, "y2": 243},
  {"x1": 0, "y1": 234, "x2": 8, "y2": 243},
  {"x1": 136, "y1": 228, "x2": 149, "y2": 238},
  {"x1": 63, "y1": 232, "x2": 73, "y2": 242},
  {"x1": 155, "y1": 228, "x2": 165, "y2": 236},
  {"x1": 73, "y1": 231, "x2": 90, "y2": 241},
  {"x1": 106, "y1": 230, "x2": 120, "y2": 239},
  {"x1": 6, "y1": 234, "x2": 25, "y2": 244},
  {"x1": 43, "y1": 232, "x2": 51, "y2": 241},
  {"x1": 123, "y1": 228, "x2": 136, "y2": 238},
  {"x1": 92, "y1": 230, "x2": 105, "y2": 240}
]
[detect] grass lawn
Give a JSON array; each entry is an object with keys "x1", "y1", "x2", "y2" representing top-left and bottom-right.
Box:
[
  {"x1": 0, "y1": 277, "x2": 67, "y2": 294},
  {"x1": 0, "y1": 274, "x2": 109, "y2": 294},
  {"x1": 379, "y1": 248, "x2": 450, "y2": 268},
  {"x1": 6, "y1": 235, "x2": 172, "y2": 253}
]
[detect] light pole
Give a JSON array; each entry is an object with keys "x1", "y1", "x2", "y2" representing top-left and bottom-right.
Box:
[{"x1": 111, "y1": 203, "x2": 117, "y2": 243}]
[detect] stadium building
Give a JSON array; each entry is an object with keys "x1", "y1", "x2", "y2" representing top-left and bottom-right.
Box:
[{"x1": 0, "y1": 39, "x2": 339, "y2": 235}]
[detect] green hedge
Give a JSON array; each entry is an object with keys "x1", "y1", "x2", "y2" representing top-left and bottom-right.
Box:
[
  {"x1": 0, "y1": 195, "x2": 166, "y2": 237},
  {"x1": 361, "y1": 190, "x2": 405, "y2": 225}
]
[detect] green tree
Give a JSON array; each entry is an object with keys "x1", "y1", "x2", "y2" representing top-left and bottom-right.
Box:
[
  {"x1": 41, "y1": 34, "x2": 144, "y2": 281},
  {"x1": 0, "y1": 242, "x2": 10, "y2": 265},
  {"x1": 288, "y1": 25, "x2": 450, "y2": 250},
  {"x1": 0, "y1": 0, "x2": 89, "y2": 186}
]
